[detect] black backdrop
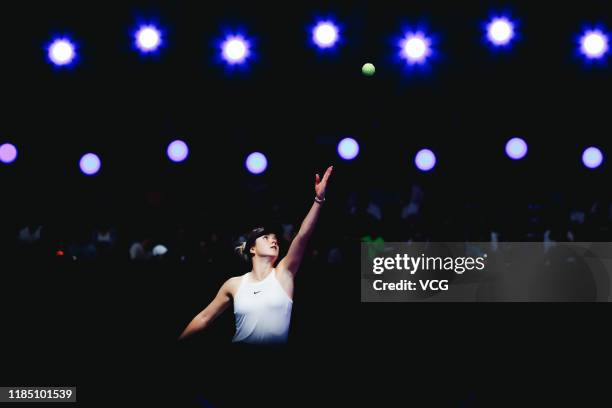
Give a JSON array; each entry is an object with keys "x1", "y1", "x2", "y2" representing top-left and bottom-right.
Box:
[{"x1": 1, "y1": 0, "x2": 611, "y2": 406}]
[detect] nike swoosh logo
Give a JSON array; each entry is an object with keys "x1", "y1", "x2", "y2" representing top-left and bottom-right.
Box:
[{"x1": 254, "y1": 291, "x2": 262, "y2": 294}]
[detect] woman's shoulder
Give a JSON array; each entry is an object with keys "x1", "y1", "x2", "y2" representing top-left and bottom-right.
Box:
[{"x1": 223, "y1": 273, "x2": 248, "y2": 295}]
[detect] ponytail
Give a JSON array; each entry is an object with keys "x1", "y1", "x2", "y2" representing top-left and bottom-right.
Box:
[{"x1": 235, "y1": 241, "x2": 249, "y2": 262}]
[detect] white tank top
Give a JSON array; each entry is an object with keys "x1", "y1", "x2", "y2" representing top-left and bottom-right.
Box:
[{"x1": 232, "y1": 269, "x2": 293, "y2": 344}]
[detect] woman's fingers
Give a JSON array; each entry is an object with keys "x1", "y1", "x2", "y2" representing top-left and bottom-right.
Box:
[
  {"x1": 316, "y1": 166, "x2": 332, "y2": 188},
  {"x1": 322, "y1": 166, "x2": 333, "y2": 183}
]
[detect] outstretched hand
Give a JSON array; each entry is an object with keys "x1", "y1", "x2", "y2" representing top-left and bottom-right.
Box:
[
  {"x1": 315, "y1": 166, "x2": 333, "y2": 200},
  {"x1": 278, "y1": 165, "x2": 333, "y2": 277}
]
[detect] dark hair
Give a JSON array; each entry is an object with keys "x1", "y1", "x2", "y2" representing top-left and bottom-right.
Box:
[{"x1": 235, "y1": 227, "x2": 275, "y2": 261}]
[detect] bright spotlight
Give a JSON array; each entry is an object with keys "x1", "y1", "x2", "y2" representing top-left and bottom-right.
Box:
[
  {"x1": 312, "y1": 20, "x2": 340, "y2": 49},
  {"x1": 579, "y1": 29, "x2": 609, "y2": 60},
  {"x1": 79, "y1": 153, "x2": 101, "y2": 176},
  {"x1": 221, "y1": 35, "x2": 251, "y2": 65},
  {"x1": 47, "y1": 37, "x2": 77, "y2": 67},
  {"x1": 505, "y1": 137, "x2": 528, "y2": 160},
  {"x1": 582, "y1": 146, "x2": 603, "y2": 169},
  {"x1": 486, "y1": 17, "x2": 515, "y2": 47},
  {"x1": 0, "y1": 143, "x2": 18, "y2": 164},
  {"x1": 167, "y1": 140, "x2": 189, "y2": 163},
  {"x1": 399, "y1": 31, "x2": 433, "y2": 65},
  {"x1": 246, "y1": 152, "x2": 268, "y2": 174},
  {"x1": 135, "y1": 25, "x2": 163, "y2": 53},
  {"x1": 337, "y1": 138, "x2": 359, "y2": 160},
  {"x1": 415, "y1": 149, "x2": 436, "y2": 172}
]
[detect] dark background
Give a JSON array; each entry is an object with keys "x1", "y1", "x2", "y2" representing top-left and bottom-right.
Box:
[{"x1": 1, "y1": 0, "x2": 611, "y2": 406}]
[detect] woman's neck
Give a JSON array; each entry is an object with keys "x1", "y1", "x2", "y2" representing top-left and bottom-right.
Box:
[{"x1": 251, "y1": 257, "x2": 275, "y2": 281}]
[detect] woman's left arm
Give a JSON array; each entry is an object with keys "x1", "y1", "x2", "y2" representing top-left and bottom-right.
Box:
[{"x1": 277, "y1": 165, "x2": 333, "y2": 276}]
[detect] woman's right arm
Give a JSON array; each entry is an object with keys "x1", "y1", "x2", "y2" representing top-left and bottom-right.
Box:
[{"x1": 178, "y1": 278, "x2": 236, "y2": 340}]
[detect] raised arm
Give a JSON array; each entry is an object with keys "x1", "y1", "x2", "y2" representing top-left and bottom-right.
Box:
[
  {"x1": 178, "y1": 278, "x2": 236, "y2": 340},
  {"x1": 277, "y1": 166, "x2": 333, "y2": 276}
]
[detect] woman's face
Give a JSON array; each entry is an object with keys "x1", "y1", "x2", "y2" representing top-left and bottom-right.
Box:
[{"x1": 251, "y1": 233, "x2": 279, "y2": 259}]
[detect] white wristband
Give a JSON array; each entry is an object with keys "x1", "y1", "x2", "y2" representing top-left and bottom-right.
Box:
[{"x1": 315, "y1": 196, "x2": 326, "y2": 204}]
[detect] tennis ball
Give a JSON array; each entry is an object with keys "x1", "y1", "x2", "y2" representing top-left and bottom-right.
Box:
[{"x1": 361, "y1": 62, "x2": 375, "y2": 76}]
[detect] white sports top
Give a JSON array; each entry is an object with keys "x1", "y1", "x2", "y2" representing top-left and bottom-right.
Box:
[{"x1": 232, "y1": 269, "x2": 293, "y2": 344}]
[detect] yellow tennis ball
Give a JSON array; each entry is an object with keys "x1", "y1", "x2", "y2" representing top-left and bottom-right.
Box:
[{"x1": 361, "y1": 62, "x2": 375, "y2": 76}]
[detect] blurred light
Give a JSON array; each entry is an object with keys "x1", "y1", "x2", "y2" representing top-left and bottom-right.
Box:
[
  {"x1": 414, "y1": 149, "x2": 436, "y2": 172},
  {"x1": 0, "y1": 143, "x2": 18, "y2": 164},
  {"x1": 47, "y1": 37, "x2": 76, "y2": 66},
  {"x1": 337, "y1": 137, "x2": 359, "y2": 160},
  {"x1": 399, "y1": 32, "x2": 432, "y2": 65},
  {"x1": 221, "y1": 35, "x2": 251, "y2": 65},
  {"x1": 152, "y1": 245, "x2": 168, "y2": 256},
  {"x1": 580, "y1": 30, "x2": 609, "y2": 59},
  {"x1": 505, "y1": 137, "x2": 528, "y2": 160},
  {"x1": 486, "y1": 17, "x2": 515, "y2": 46},
  {"x1": 312, "y1": 20, "x2": 339, "y2": 49},
  {"x1": 245, "y1": 152, "x2": 268, "y2": 174},
  {"x1": 582, "y1": 146, "x2": 603, "y2": 169},
  {"x1": 167, "y1": 140, "x2": 189, "y2": 163},
  {"x1": 135, "y1": 25, "x2": 162, "y2": 53},
  {"x1": 79, "y1": 153, "x2": 101, "y2": 176}
]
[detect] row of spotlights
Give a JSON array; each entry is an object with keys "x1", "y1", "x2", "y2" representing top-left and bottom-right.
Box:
[
  {"x1": 1, "y1": 139, "x2": 605, "y2": 173},
  {"x1": 46, "y1": 19, "x2": 610, "y2": 67}
]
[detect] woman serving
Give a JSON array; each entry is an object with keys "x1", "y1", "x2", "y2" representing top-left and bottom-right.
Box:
[{"x1": 179, "y1": 166, "x2": 333, "y2": 344}]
